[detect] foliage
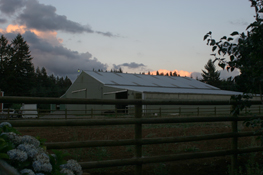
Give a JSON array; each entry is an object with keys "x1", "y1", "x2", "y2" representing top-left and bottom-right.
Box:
[
  {"x1": 0, "y1": 122, "x2": 83, "y2": 175},
  {"x1": 0, "y1": 34, "x2": 72, "y2": 100},
  {"x1": 201, "y1": 59, "x2": 221, "y2": 87},
  {"x1": 0, "y1": 34, "x2": 35, "y2": 96},
  {"x1": 204, "y1": 0, "x2": 263, "y2": 103}
]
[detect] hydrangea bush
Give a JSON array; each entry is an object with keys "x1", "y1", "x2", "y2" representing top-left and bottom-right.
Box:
[{"x1": 0, "y1": 122, "x2": 83, "y2": 175}]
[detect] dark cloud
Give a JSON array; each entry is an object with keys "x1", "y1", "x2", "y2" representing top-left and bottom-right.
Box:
[
  {"x1": 0, "y1": 18, "x2": 7, "y2": 23},
  {"x1": 1, "y1": 31, "x2": 107, "y2": 81},
  {"x1": 0, "y1": 0, "x2": 118, "y2": 37},
  {"x1": 113, "y1": 62, "x2": 146, "y2": 70},
  {"x1": 16, "y1": 0, "x2": 93, "y2": 34},
  {"x1": 96, "y1": 31, "x2": 118, "y2": 37},
  {"x1": 0, "y1": 0, "x2": 26, "y2": 15}
]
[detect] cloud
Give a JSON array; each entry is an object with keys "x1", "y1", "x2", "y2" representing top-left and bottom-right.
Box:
[
  {"x1": 0, "y1": 28, "x2": 107, "y2": 81},
  {"x1": 0, "y1": 0, "x2": 118, "y2": 37},
  {"x1": 96, "y1": 31, "x2": 118, "y2": 37},
  {"x1": 191, "y1": 69, "x2": 240, "y2": 80},
  {"x1": 0, "y1": 0, "x2": 26, "y2": 15},
  {"x1": 16, "y1": 0, "x2": 93, "y2": 34},
  {"x1": 0, "y1": 18, "x2": 7, "y2": 23},
  {"x1": 218, "y1": 69, "x2": 240, "y2": 79},
  {"x1": 113, "y1": 62, "x2": 146, "y2": 70},
  {"x1": 190, "y1": 72, "x2": 202, "y2": 79}
]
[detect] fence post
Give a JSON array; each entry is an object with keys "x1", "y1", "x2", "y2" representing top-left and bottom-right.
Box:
[
  {"x1": 159, "y1": 108, "x2": 161, "y2": 117},
  {"x1": 65, "y1": 109, "x2": 67, "y2": 119},
  {"x1": 197, "y1": 107, "x2": 199, "y2": 116},
  {"x1": 134, "y1": 93, "x2": 142, "y2": 175},
  {"x1": 214, "y1": 107, "x2": 216, "y2": 116},
  {"x1": 179, "y1": 107, "x2": 181, "y2": 116},
  {"x1": 7, "y1": 108, "x2": 10, "y2": 120},
  {"x1": 231, "y1": 115, "x2": 238, "y2": 175},
  {"x1": 91, "y1": 108, "x2": 93, "y2": 118},
  {"x1": 37, "y1": 109, "x2": 40, "y2": 119}
]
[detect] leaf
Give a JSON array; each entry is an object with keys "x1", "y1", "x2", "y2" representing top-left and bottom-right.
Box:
[
  {"x1": 210, "y1": 39, "x2": 215, "y2": 46},
  {"x1": 218, "y1": 63, "x2": 225, "y2": 69},
  {"x1": 208, "y1": 31, "x2": 212, "y2": 35},
  {"x1": 230, "y1": 31, "x2": 239, "y2": 36},
  {"x1": 203, "y1": 34, "x2": 209, "y2": 41},
  {"x1": 206, "y1": 39, "x2": 210, "y2": 45},
  {"x1": 227, "y1": 37, "x2": 233, "y2": 41},
  {"x1": 259, "y1": 8, "x2": 263, "y2": 13},
  {"x1": 212, "y1": 46, "x2": 217, "y2": 52},
  {"x1": 221, "y1": 36, "x2": 227, "y2": 40},
  {"x1": 0, "y1": 153, "x2": 9, "y2": 159},
  {"x1": 230, "y1": 55, "x2": 234, "y2": 61}
]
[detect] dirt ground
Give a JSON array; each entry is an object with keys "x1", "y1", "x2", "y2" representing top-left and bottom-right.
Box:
[{"x1": 16, "y1": 120, "x2": 263, "y2": 175}]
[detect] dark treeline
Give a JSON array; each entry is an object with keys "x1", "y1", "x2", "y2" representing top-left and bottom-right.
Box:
[{"x1": 0, "y1": 34, "x2": 72, "y2": 97}]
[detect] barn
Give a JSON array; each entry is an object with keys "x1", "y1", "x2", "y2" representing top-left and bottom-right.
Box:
[{"x1": 52, "y1": 70, "x2": 248, "y2": 115}]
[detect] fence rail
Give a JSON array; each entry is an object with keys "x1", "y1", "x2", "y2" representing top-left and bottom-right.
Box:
[{"x1": 0, "y1": 96, "x2": 263, "y2": 175}]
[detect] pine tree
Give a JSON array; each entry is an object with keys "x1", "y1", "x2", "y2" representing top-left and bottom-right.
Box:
[
  {"x1": 201, "y1": 59, "x2": 220, "y2": 87},
  {"x1": 0, "y1": 35, "x2": 10, "y2": 91}
]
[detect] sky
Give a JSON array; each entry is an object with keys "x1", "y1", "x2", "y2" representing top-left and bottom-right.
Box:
[{"x1": 0, "y1": 0, "x2": 256, "y2": 82}]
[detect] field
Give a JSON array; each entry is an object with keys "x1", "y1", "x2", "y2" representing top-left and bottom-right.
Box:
[{"x1": 15, "y1": 118, "x2": 263, "y2": 175}]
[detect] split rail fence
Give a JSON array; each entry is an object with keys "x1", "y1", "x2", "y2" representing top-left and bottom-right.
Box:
[{"x1": 0, "y1": 96, "x2": 263, "y2": 175}]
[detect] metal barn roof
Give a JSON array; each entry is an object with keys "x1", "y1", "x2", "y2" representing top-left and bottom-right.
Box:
[{"x1": 84, "y1": 71, "x2": 241, "y2": 95}]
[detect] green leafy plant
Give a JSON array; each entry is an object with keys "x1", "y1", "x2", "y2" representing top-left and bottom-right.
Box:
[{"x1": 0, "y1": 122, "x2": 83, "y2": 175}]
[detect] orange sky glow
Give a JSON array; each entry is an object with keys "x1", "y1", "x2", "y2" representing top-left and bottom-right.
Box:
[
  {"x1": 3, "y1": 24, "x2": 63, "y2": 43},
  {"x1": 150, "y1": 69, "x2": 192, "y2": 77}
]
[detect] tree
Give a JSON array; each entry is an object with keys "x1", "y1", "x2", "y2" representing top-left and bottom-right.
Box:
[
  {"x1": 0, "y1": 34, "x2": 34, "y2": 96},
  {"x1": 201, "y1": 59, "x2": 221, "y2": 87},
  {"x1": 204, "y1": 0, "x2": 263, "y2": 103},
  {"x1": 0, "y1": 35, "x2": 10, "y2": 91}
]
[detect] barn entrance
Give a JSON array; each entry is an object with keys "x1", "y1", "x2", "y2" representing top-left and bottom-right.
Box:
[{"x1": 115, "y1": 91, "x2": 128, "y2": 113}]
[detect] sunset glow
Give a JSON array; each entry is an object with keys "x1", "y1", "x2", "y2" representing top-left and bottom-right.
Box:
[
  {"x1": 150, "y1": 69, "x2": 192, "y2": 77},
  {"x1": 4, "y1": 24, "x2": 63, "y2": 43}
]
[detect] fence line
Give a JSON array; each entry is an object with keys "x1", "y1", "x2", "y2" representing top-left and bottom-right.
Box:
[{"x1": 1, "y1": 96, "x2": 263, "y2": 175}]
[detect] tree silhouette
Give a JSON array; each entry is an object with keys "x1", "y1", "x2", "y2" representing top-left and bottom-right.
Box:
[{"x1": 201, "y1": 59, "x2": 220, "y2": 87}]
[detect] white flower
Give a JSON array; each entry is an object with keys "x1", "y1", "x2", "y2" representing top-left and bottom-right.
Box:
[
  {"x1": 60, "y1": 168, "x2": 75, "y2": 175},
  {"x1": 32, "y1": 160, "x2": 42, "y2": 172},
  {"x1": 0, "y1": 122, "x2": 12, "y2": 128},
  {"x1": 32, "y1": 152, "x2": 52, "y2": 173},
  {"x1": 61, "y1": 159, "x2": 83, "y2": 175},
  {"x1": 7, "y1": 149, "x2": 28, "y2": 162},
  {"x1": 21, "y1": 135, "x2": 40, "y2": 147},
  {"x1": 17, "y1": 144, "x2": 38, "y2": 158},
  {"x1": 20, "y1": 169, "x2": 35, "y2": 175},
  {"x1": 1, "y1": 132, "x2": 21, "y2": 145}
]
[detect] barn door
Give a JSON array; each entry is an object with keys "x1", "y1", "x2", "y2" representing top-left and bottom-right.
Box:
[{"x1": 115, "y1": 91, "x2": 128, "y2": 113}]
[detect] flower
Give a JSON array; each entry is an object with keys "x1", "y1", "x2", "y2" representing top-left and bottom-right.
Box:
[
  {"x1": 7, "y1": 149, "x2": 28, "y2": 162},
  {"x1": 20, "y1": 169, "x2": 35, "y2": 175},
  {"x1": 0, "y1": 122, "x2": 12, "y2": 128},
  {"x1": 32, "y1": 152, "x2": 52, "y2": 172},
  {"x1": 60, "y1": 168, "x2": 75, "y2": 175},
  {"x1": 17, "y1": 144, "x2": 38, "y2": 158},
  {"x1": 60, "y1": 159, "x2": 83, "y2": 175},
  {"x1": 21, "y1": 135, "x2": 40, "y2": 147}
]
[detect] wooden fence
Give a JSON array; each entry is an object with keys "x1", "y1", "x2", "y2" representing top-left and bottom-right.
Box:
[
  {"x1": 2, "y1": 105, "x2": 263, "y2": 119},
  {"x1": 0, "y1": 96, "x2": 263, "y2": 175}
]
